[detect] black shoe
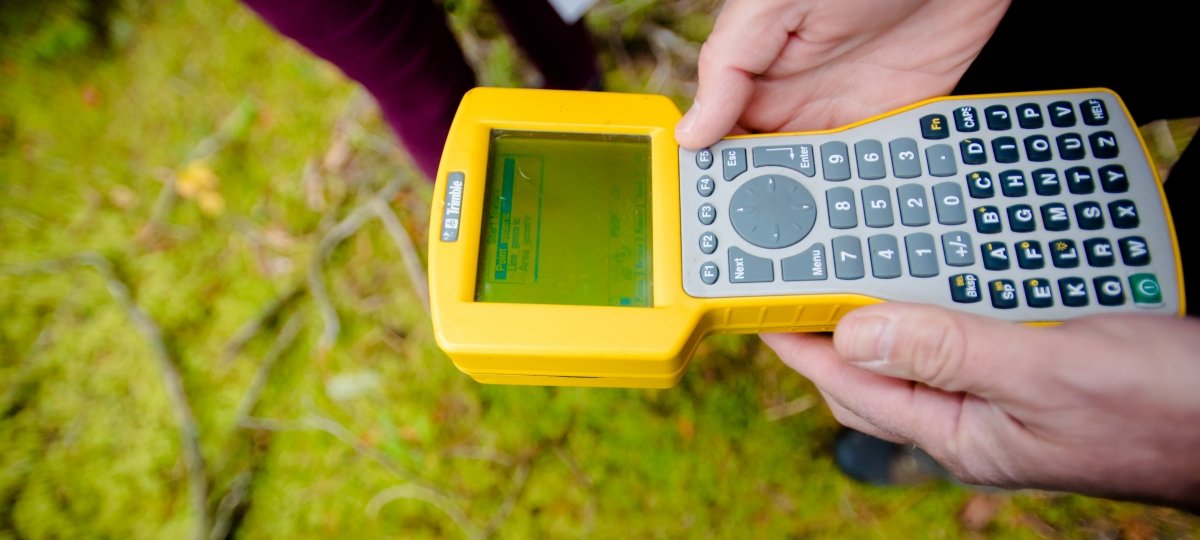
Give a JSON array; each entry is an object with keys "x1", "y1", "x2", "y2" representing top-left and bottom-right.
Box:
[{"x1": 832, "y1": 427, "x2": 951, "y2": 486}]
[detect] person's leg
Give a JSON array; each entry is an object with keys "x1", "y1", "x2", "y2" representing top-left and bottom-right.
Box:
[
  {"x1": 241, "y1": 0, "x2": 476, "y2": 179},
  {"x1": 832, "y1": 428, "x2": 950, "y2": 486},
  {"x1": 487, "y1": 0, "x2": 601, "y2": 90}
]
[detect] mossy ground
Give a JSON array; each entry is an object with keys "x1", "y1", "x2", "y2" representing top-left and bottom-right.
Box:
[{"x1": 2, "y1": 1, "x2": 1198, "y2": 538}]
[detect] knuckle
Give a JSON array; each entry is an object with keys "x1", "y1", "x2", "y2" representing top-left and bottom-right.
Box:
[
  {"x1": 926, "y1": 424, "x2": 1022, "y2": 488},
  {"x1": 942, "y1": 459, "x2": 990, "y2": 485},
  {"x1": 939, "y1": 452, "x2": 1016, "y2": 488},
  {"x1": 827, "y1": 406, "x2": 856, "y2": 427},
  {"x1": 899, "y1": 316, "x2": 971, "y2": 388},
  {"x1": 696, "y1": 42, "x2": 720, "y2": 75}
]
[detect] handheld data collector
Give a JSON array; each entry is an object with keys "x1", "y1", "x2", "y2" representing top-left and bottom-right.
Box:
[{"x1": 428, "y1": 87, "x2": 1184, "y2": 388}]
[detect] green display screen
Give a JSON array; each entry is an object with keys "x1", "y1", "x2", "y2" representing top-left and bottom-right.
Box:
[{"x1": 475, "y1": 130, "x2": 652, "y2": 307}]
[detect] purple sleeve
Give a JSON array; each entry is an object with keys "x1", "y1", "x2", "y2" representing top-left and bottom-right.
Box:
[
  {"x1": 242, "y1": 0, "x2": 601, "y2": 179},
  {"x1": 490, "y1": 0, "x2": 600, "y2": 90},
  {"x1": 241, "y1": 0, "x2": 476, "y2": 179}
]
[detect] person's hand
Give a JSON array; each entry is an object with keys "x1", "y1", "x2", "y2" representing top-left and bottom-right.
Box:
[
  {"x1": 761, "y1": 303, "x2": 1200, "y2": 511},
  {"x1": 675, "y1": 0, "x2": 1010, "y2": 149}
]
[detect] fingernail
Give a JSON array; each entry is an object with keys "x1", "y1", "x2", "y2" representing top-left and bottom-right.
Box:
[
  {"x1": 850, "y1": 358, "x2": 890, "y2": 369},
  {"x1": 840, "y1": 315, "x2": 896, "y2": 364},
  {"x1": 676, "y1": 99, "x2": 701, "y2": 136}
]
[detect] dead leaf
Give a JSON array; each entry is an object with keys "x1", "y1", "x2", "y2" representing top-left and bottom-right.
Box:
[
  {"x1": 108, "y1": 185, "x2": 137, "y2": 210},
  {"x1": 175, "y1": 160, "x2": 225, "y2": 216},
  {"x1": 176, "y1": 160, "x2": 215, "y2": 197},
  {"x1": 323, "y1": 131, "x2": 351, "y2": 173},
  {"x1": 196, "y1": 190, "x2": 225, "y2": 215},
  {"x1": 677, "y1": 417, "x2": 695, "y2": 441},
  {"x1": 302, "y1": 157, "x2": 327, "y2": 211},
  {"x1": 82, "y1": 85, "x2": 100, "y2": 107},
  {"x1": 1119, "y1": 515, "x2": 1155, "y2": 540},
  {"x1": 325, "y1": 371, "x2": 383, "y2": 402},
  {"x1": 262, "y1": 226, "x2": 296, "y2": 249},
  {"x1": 959, "y1": 492, "x2": 1001, "y2": 532}
]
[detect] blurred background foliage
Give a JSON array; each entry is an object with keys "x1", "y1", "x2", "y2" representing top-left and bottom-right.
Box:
[{"x1": 1, "y1": 1, "x2": 1198, "y2": 538}]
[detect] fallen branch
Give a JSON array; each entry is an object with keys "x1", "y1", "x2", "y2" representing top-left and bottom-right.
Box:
[
  {"x1": 233, "y1": 312, "x2": 304, "y2": 423},
  {"x1": 239, "y1": 414, "x2": 419, "y2": 483},
  {"x1": 1, "y1": 288, "x2": 75, "y2": 418},
  {"x1": 365, "y1": 483, "x2": 483, "y2": 540},
  {"x1": 645, "y1": 22, "x2": 700, "y2": 94},
  {"x1": 308, "y1": 177, "x2": 407, "y2": 353},
  {"x1": 765, "y1": 394, "x2": 818, "y2": 422},
  {"x1": 208, "y1": 469, "x2": 254, "y2": 540},
  {"x1": 137, "y1": 170, "x2": 178, "y2": 244},
  {"x1": 221, "y1": 285, "x2": 304, "y2": 365},
  {"x1": 443, "y1": 446, "x2": 516, "y2": 467},
  {"x1": 210, "y1": 313, "x2": 302, "y2": 540},
  {"x1": 553, "y1": 446, "x2": 597, "y2": 535},
  {"x1": 3, "y1": 253, "x2": 211, "y2": 540},
  {"x1": 238, "y1": 413, "x2": 501, "y2": 536},
  {"x1": 481, "y1": 457, "x2": 533, "y2": 538},
  {"x1": 370, "y1": 197, "x2": 430, "y2": 314}
]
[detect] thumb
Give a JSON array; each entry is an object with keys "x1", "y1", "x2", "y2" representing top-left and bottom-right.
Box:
[
  {"x1": 673, "y1": 48, "x2": 757, "y2": 149},
  {"x1": 675, "y1": 0, "x2": 797, "y2": 149},
  {"x1": 832, "y1": 302, "x2": 1054, "y2": 399}
]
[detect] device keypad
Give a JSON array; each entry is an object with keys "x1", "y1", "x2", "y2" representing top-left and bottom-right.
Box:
[
  {"x1": 679, "y1": 90, "x2": 1179, "y2": 319},
  {"x1": 722, "y1": 147, "x2": 747, "y2": 181}
]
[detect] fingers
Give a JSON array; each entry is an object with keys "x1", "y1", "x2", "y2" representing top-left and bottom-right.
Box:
[
  {"x1": 818, "y1": 388, "x2": 908, "y2": 444},
  {"x1": 673, "y1": 55, "x2": 755, "y2": 149},
  {"x1": 758, "y1": 332, "x2": 902, "y2": 440},
  {"x1": 760, "y1": 331, "x2": 964, "y2": 444},
  {"x1": 831, "y1": 302, "x2": 1052, "y2": 399},
  {"x1": 675, "y1": 0, "x2": 804, "y2": 149},
  {"x1": 760, "y1": 332, "x2": 890, "y2": 440}
]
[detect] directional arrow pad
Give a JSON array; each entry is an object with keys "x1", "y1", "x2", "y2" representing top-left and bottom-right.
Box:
[{"x1": 728, "y1": 174, "x2": 818, "y2": 249}]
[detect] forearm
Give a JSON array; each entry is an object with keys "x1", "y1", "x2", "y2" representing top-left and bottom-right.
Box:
[{"x1": 240, "y1": 0, "x2": 475, "y2": 178}]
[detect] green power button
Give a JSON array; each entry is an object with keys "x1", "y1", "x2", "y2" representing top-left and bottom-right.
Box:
[{"x1": 1129, "y1": 273, "x2": 1163, "y2": 306}]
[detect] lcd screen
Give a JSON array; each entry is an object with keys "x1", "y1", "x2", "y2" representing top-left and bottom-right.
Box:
[{"x1": 475, "y1": 130, "x2": 652, "y2": 307}]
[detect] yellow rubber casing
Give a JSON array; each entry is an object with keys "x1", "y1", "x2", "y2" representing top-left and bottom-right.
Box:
[{"x1": 429, "y1": 87, "x2": 881, "y2": 388}]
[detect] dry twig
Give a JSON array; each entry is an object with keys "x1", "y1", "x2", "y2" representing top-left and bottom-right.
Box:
[
  {"x1": 3, "y1": 253, "x2": 211, "y2": 540},
  {"x1": 308, "y1": 177, "x2": 407, "y2": 353},
  {"x1": 208, "y1": 469, "x2": 254, "y2": 540},
  {"x1": 645, "y1": 22, "x2": 700, "y2": 94},
  {"x1": 240, "y1": 413, "x2": 507, "y2": 538},
  {"x1": 553, "y1": 446, "x2": 597, "y2": 535},
  {"x1": 1, "y1": 288, "x2": 74, "y2": 418},
  {"x1": 221, "y1": 285, "x2": 304, "y2": 365},
  {"x1": 209, "y1": 313, "x2": 303, "y2": 540},
  {"x1": 443, "y1": 446, "x2": 516, "y2": 467},
  {"x1": 233, "y1": 312, "x2": 305, "y2": 423},
  {"x1": 239, "y1": 414, "x2": 420, "y2": 483},
  {"x1": 366, "y1": 483, "x2": 484, "y2": 540},
  {"x1": 370, "y1": 197, "x2": 430, "y2": 314},
  {"x1": 481, "y1": 458, "x2": 534, "y2": 538},
  {"x1": 765, "y1": 394, "x2": 818, "y2": 422}
]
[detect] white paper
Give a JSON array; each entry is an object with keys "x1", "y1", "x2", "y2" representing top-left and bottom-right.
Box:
[{"x1": 547, "y1": 0, "x2": 598, "y2": 24}]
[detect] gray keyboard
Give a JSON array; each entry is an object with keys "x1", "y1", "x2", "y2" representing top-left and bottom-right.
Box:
[{"x1": 678, "y1": 89, "x2": 1182, "y2": 320}]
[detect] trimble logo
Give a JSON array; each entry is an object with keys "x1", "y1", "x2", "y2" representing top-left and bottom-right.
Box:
[
  {"x1": 440, "y1": 173, "x2": 465, "y2": 242},
  {"x1": 446, "y1": 179, "x2": 463, "y2": 216}
]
